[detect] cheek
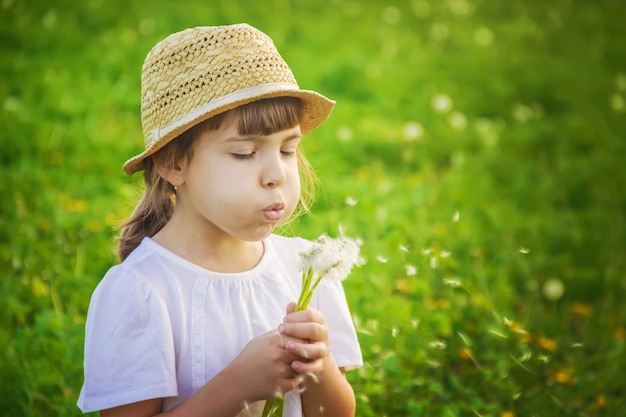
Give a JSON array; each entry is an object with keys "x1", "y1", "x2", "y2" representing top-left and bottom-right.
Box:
[{"x1": 287, "y1": 167, "x2": 302, "y2": 202}]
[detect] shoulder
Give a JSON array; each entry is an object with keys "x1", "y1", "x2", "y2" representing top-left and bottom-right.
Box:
[{"x1": 90, "y1": 239, "x2": 165, "y2": 305}]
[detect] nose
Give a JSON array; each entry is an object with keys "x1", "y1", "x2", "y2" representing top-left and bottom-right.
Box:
[{"x1": 262, "y1": 153, "x2": 287, "y2": 188}]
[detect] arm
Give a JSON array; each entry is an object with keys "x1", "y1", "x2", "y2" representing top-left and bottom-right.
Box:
[
  {"x1": 99, "y1": 330, "x2": 304, "y2": 417},
  {"x1": 280, "y1": 303, "x2": 357, "y2": 417}
]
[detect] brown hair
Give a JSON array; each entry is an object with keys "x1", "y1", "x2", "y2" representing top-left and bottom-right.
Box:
[{"x1": 118, "y1": 97, "x2": 316, "y2": 260}]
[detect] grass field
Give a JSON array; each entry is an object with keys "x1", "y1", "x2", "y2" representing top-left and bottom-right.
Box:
[{"x1": 1, "y1": 1, "x2": 625, "y2": 416}]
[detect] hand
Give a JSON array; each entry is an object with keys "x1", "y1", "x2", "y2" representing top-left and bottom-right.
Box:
[
  {"x1": 227, "y1": 328, "x2": 307, "y2": 402},
  {"x1": 279, "y1": 302, "x2": 330, "y2": 378}
]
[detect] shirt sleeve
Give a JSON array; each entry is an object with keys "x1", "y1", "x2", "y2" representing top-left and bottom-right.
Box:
[
  {"x1": 77, "y1": 265, "x2": 178, "y2": 412},
  {"x1": 312, "y1": 280, "x2": 363, "y2": 371}
]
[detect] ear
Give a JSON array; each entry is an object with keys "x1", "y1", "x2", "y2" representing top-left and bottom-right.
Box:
[{"x1": 152, "y1": 151, "x2": 185, "y2": 189}]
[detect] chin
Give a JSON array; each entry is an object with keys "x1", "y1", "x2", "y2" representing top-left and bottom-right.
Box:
[{"x1": 237, "y1": 225, "x2": 276, "y2": 242}]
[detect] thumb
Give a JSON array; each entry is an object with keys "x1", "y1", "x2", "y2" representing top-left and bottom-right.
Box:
[{"x1": 285, "y1": 301, "x2": 297, "y2": 315}]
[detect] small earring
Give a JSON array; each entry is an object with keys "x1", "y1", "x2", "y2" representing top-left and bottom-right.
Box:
[{"x1": 173, "y1": 183, "x2": 178, "y2": 192}]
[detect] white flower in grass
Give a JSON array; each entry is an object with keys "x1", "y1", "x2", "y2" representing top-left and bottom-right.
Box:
[
  {"x1": 452, "y1": 210, "x2": 460, "y2": 222},
  {"x1": 405, "y1": 264, "x2": 417, "y2": 276},
  {"x1": 431, "y1": 93, "x2": 453, "y2": 113},
  {"x1": 429, "y1": 340, "x2": 447, "y2": 350},
  {"x1": 338, "y1": 126, "x2": 353, "y2": 141},
  {"x1": 376, "y1": 255, "x2": 388, "y2": 264},
  {"x1": 399, "y1": 244, "x2": 409, "y2": 253},
  {"x1": 448, "y1": 111, "x2": 468, "y2": 131},
  {"x1": 403, "y1": 121, "x2": 425, "y2": 141},
  {"x1": 345, "y1": 196, "x2": 358, "y2": 206},
  {"x1": 444, "y1": 278, "x2": 462, "y2": 288},
  {"x1": 542, "y1": 278, "x2": 565, "y2": 301}
]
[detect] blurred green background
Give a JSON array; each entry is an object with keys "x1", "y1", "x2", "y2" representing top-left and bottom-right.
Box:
[{"x1": 1, "y1": 0, "x2": 625, "y2": 416}]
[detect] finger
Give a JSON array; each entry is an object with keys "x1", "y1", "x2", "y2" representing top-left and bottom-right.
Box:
[
  {"x1": 284, "y1": 307, "x2": 324, "y2": 324},
  {"x1": 285, "y1": 301, "x2": 296, "y2": 315},
  {"x1": 291, "y1": 358, "x2": 323, "y2": 376},
  {"x1": 286, "y1": 340, "x2": 329, "y2": 362},
  {"x1": 274, "y1": 329, "x2": 307, "y2": 350},
  {"x1": 279, "y1": 321, "x2": 328, "y2": 342},
  {"x1": 272, "y1": 371, "x2": 304, "y2": 397}
]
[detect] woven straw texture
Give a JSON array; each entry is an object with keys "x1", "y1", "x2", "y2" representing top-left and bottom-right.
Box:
[{"x1": 123, "y1": 23, "x2": 335, "y2": 175}]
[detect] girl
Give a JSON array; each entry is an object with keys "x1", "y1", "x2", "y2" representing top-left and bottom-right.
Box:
[{"x1": 77, "y1": 24, "x2": 362, "y2": 417}]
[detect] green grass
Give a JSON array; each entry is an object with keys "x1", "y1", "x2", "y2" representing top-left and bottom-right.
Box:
[{"x1": 1, "y1": 0, "x2": 625, "y2": 416}]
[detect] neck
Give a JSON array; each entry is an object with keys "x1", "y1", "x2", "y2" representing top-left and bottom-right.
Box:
[{"x1": 152, "y1": 217, "x2": 265, "y2": 273}]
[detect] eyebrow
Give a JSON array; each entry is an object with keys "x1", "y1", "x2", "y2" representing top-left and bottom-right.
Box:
[{"x1": 224, "y1": 133, "x2": 302, "y2": 143}]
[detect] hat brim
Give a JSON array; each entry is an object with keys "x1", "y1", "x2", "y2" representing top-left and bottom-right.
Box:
[{"x1": 122, "y1": 83, "x2": 335, "y2": 175}]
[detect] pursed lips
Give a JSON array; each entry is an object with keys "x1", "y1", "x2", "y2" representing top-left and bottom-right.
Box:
[{"x1": 263, "y1": 202, "x2": 286, "y2": 221}]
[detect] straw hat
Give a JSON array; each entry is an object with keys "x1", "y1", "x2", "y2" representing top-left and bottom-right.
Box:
[{"x1": 123, "y1": 23, "x2": 336, "y2": 175}]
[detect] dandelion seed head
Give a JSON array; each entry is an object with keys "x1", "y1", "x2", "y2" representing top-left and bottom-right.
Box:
[
  {"x1": 403, "y1": 121, "x2": 425, "y2": 141},
  {"x1": 542, "y1": 278, "x2": 565, "y2": 301},
  {"x1": 448, "y1": 111, "x2": 468, "y2": 130},
  {"x1": 338, "y1": 126, "x2": 353, "y2": 141},
  {"x1": 301, "y1": 235, "x2": 364, "y2": 281},
  {"x1": 431, "y1": 93, "x2": 453, "y2": 113}
]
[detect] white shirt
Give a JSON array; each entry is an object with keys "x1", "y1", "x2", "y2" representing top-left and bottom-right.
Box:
[{"x1": 78, "y1": 235, "x2": 362, "y2": 416}]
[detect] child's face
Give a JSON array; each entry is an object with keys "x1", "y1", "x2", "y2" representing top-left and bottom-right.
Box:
[{"x1": 177, "y1": 117, "x2": 302, "y2": 242}]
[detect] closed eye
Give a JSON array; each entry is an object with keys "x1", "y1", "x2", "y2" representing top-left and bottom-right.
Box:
[{"x1": 232, "y1": 152, "x2": 255, "y2": 160}]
